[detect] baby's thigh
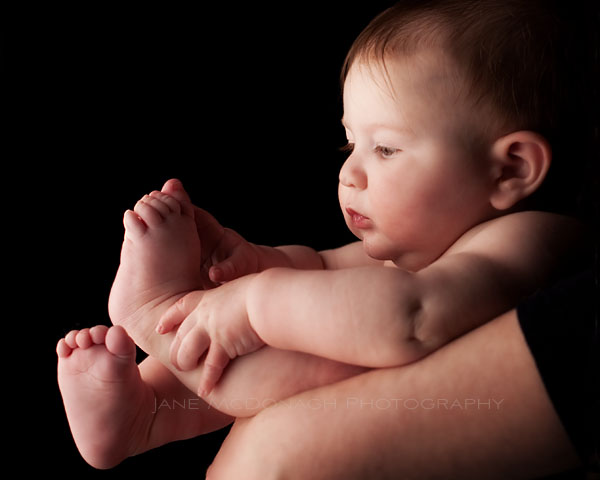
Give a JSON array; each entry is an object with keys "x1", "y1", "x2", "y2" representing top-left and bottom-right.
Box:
[
  {"x1": 205, "y1": 346, "x2": 367, "y2": 417},
  {"x1": 207, "y1": 412, "x2": 316, "y2": 480}
]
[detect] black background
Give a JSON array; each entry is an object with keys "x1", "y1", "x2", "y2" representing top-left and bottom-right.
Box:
[
  {"x1": 8, "y1": 2, "x2": 596, "y2": 477},
  {"x1": 7, "y1": 2, "x2": 396, "y2": 476}
]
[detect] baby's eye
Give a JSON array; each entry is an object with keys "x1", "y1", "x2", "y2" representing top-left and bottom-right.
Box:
[
  {"x1": 374, "y1": 145, "x2": 401, "y2": 159},
  {"x1": 339, "y1": 142, "x2": 355, "y2": 155}
]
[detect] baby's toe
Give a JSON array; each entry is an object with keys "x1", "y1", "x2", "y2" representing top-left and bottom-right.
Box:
[
  {"x1": 133, "y1": 197, "x2": 165, "y2": 228},
  {"x1": 161, "y1": 179, "x2": 193, "y2": 217},
  {"x1": 89, "y1": 325, "x2": 109, "y2": 344},
  {"x1": 64, "y1": 330, "x2": 80, "y2": 349},
  {"x1": 56, "y1": 338, "x2": 73, "y2": 358},
  {"x1": 141, "y1": 194, "x2": 172, "y2": 218},
  {"x1": 75, "y1": 329, "x2": 94, "y2": 349},
  {"x1": 105, "y1": 326, "x2": 136, "y2": 359},
  {"x1": 123, "y1": 210, "x2": 147, "y2": 238},
  {"x1": 149, "y1": 191, "x2": 181, "y2": 214}
]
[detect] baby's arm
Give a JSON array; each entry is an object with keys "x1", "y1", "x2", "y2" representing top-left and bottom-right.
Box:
[
  {"x1": 217, "y1": 238, "x2": 383, "y2": 280},
  {"x1": 163, "y1": 211, "x2": 582, "y2": 388},
  {"x1": 248, "y1": 212, "x2": 583, "y2": 365},
  {"x1": 276, "y1": 240, "x2": 385, "y2": 270}
]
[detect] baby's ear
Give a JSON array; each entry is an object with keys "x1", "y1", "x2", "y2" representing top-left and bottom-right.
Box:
[{"x1": 489, "y1": 131, "x2": 551, "y2": 211}]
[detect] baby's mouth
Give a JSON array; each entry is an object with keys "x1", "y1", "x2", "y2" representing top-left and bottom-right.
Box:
[{"x1": 346, "y1": 208, "x2": 372, "y2": 229}]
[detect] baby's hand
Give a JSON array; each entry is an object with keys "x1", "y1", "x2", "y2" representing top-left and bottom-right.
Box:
[
  {"x1": 161, "y1": 179, "x2": 260, "y2": 287},
  {"x1": 156, "y1": 275, "x2": 265, "y2": 396},
  {"x1": 193, "y1": 206, "x2": 260, "y2": 285}
]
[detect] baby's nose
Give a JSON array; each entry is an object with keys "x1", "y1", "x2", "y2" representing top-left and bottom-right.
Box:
[{"x1": 339, "y1": 154, "x2": 367, "y2": 189}]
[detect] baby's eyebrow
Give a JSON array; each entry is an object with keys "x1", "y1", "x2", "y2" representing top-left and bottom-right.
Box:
[{"x1": 341, "y1": 117, "x2": 414, "y2": 138}]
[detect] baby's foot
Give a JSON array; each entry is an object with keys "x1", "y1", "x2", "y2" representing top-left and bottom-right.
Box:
[
  {"x1": 108, "y1": 181, "x2": 202, "y2": 354},
  {"x1": 56, "y1": 325, "x2": 154, "y2": 469}
]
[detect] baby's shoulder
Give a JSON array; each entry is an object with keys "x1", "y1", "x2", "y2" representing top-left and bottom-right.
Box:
[
  {"x1": 446, "y1": 211, "x2": 583, "y2": 257},
  {"x1": 479, "y1": 210, "x2": 580, "y2": 235}
]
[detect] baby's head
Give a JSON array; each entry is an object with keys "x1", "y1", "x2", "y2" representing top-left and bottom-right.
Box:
[{"x1": 338, "y1": 0, "x2": 592, "y2": 270}]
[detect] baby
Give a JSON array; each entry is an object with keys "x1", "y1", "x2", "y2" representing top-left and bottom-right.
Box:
[{"x1": 57, "y1": 0, "x2": 586, "y2": 471}]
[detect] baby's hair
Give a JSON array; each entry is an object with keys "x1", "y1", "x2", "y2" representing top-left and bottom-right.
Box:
[{"x1": 342, "y1": 0, "x2": 598, "y2": 218}]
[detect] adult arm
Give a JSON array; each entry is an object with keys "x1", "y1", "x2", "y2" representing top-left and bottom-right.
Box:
[{"x1": 207, "y1": 309, "x2": 582, "y2": 479}]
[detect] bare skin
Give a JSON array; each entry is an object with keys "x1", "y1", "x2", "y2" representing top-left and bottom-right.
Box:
[
  {"x1": 56, "y1": 325, "x2": 231, "y2": 469},
  {"x1": 56, "y1": 323, "x2": 364, "y2": 468},
  {"x1": 207, "y1": 311, "x2": 581, "y2": 479},
  {"x1": 56, "y1": 180, "x2": 366, "y2": 468},
  {"x1": 107, "y1": 184, "x2": 202, "y2": 363},
  {"x1": 107, "y1": 180, "x2": 366, "y2": 411},
  {"x1": 56, "y1": 325, "x2": 150, "y2": 469},
  {"x1": 57, "y1": 9, "x2": 588, "y2": 470},
  {"x1": 59, "y1": 176, "x2": 581, "y2": 470}
]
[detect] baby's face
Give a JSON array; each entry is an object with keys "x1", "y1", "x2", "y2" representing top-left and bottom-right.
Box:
[{"x1": 339, "y1": 55, "x2": 496, "y2": 270}]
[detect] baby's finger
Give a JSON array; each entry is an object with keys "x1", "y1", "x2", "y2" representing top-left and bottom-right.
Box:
[
  {"x1": 208, "y1": 263, "x2": 231, "y2": 284},
  {"x1": 168, "y1": 334, "x2": 184, "y2": 369},
  {"x1": 174, "y1": 329, "x2": 211, "y2": 371},
  {"x1": 157, "y1": 291, "x2": 206, "y2": 334},
  {"x1": 209, "y1": 246, "x2": 253, "y2": 284},
  {"x1": 168, "y1": 318, "x2": 195, "y2": 369},
  {"x1": 198, "y1": 343, "x2": 231, "y2": 397}
]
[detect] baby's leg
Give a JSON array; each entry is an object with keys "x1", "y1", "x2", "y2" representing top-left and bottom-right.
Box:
[
  {"x1": 206, "y1": 346, "x2": 368, "y2": 417},
  {"x1": 57, "y1": 325, "x2": 149, "y2": 469},
  {"x1": 108, "y1": 184, "x2": 203, "y2": 367},
  {"x1": 57, "y1": 325, "x2": 231, "y2": 469},
  {"x1": 108, "y1": 182, "x2": 367, "y2": 415}
]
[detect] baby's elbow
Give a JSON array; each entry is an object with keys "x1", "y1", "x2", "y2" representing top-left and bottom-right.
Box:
[
  {"x1": 371, "y1": 269, "x2": 438, "y2": 367},
  {"x1": 375, "y1": 305, "x2": 433, "y2": 367}
]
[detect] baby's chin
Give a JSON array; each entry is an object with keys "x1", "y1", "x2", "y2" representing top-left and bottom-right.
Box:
[
  {"x1": 361, "y1": 238, "x2": 395, "y2": 262},
  {"x1": 362, "y1": 240, "x2": 431, "y2": 272}
]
